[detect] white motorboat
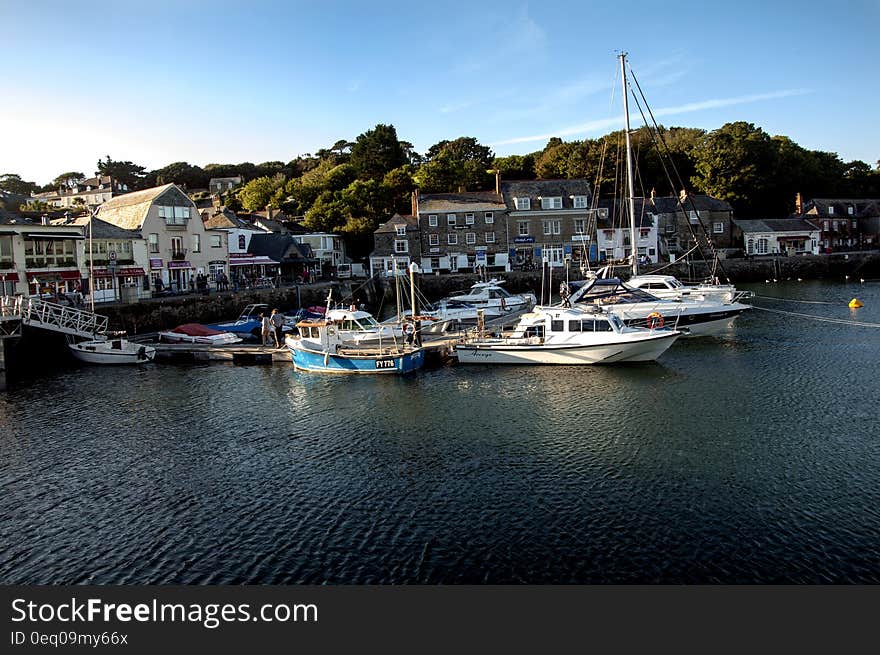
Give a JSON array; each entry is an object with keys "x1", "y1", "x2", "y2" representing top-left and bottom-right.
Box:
[
  {"x1": 69, "y1": 337, "x2": 156, "y2": 365},
  {"x1": 626, "y1": 274, "x2": 754, "y2": 304},
  {"x1": 441, "y1": 278, "x2": 536, "y2": 315},
  {"x1": 567, "y1": 276, "x2": 749, "y2": 336},
  {"x1": 158, "y1": 323, "x2": 243, "y2": 345},
  {"x1": 326, "y1": 308, "x2": 404, "y2": 344},
  {"x1": 455, "y1": 304, "x2": 680, "y2": 365}
]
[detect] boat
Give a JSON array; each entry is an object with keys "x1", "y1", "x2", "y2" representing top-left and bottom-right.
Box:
[
  {"x1": 625, "y1": 274, "x2": 754, "y2": 304},
  {"x1": 440, "y1": 278, "x2": 536, "y2": 315},
  {"x1": 567, "y1": 276, "x2": 748, "y2": 336},
  {"x1": 68, "y1": 337, "x2": 156, "y2": 365},
  {"x1": 286, "y1": 318, "x2": 424, "y2": 374},
  {"x1": 158, "y1": 323, "x2": 243, "y2": 345},
  {"x1": 205, "y1": 303, "x2": 274, "y2": 340},
  {"x1": 455, "y1": 304, "x2": 680, "y2": 365},
  {"x1": 325, "y1": 307, "x2": 404, "y2": 344}
]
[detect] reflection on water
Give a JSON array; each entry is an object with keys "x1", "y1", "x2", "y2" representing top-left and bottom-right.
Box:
[{"x1": 0, "y1": 281, "x2": 879, "y2": 583}]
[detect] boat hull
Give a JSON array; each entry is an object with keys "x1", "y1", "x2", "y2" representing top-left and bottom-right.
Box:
[
  {"x1": 614, "y1": 306, "x2": 748, "y2": 336},
  {"x1": 288, "y1": 343, "x2": 425, "y2": 374},
  {"x1": 455, "y1": 332, "x2": 679, "y2": 365},
  {"x1": 69, "y1": 340, "x2": 156, "y2": 365}
]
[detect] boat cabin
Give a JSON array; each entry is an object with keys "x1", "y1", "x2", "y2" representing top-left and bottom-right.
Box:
[{"x1": 506, "y1": 308, "x2": 624, "y2": 344}]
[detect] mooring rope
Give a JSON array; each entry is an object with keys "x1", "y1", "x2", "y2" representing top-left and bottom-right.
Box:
[
  {"x1": 754, "y1": 295, "x2": 842, "y2": 305},
  {"x1": 750, "y1": 305, "x2": 880, "y2": 328}
]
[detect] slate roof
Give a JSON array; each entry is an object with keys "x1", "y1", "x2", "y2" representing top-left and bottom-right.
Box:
[
  {"x1": 418, "y1": 191, "x2": 506, "y2": 213},
  {"x1": 247, "y1": 233, "x2": 315, "y2": 262},
  {"x1": 649, "y1": 194, "x2": 734, "y2": 214},
  {"x1": 49, "y1": 215, "x2": 141, "y2": 239},
  {"x1": 732, "y1": 218, "x2": 820, "y2": 233},
  {"x1": 500, "y1": 179, "x2": 592, "y2": 211},
  {"x1": 375, "y1": 213, "x2": 419, "y2": 234},
  {"x1": 596, "y1": 199, "x2": 655, "y2": 228},
  {"x1": 802, "y1": 198, "x2": 880, "y2": 218},
  {"x1": 97, "y1": 184, "x2": 189, "y2": 230},
  {"x1": 204, "y1": 208, "x2": 259, "y2": 230}
]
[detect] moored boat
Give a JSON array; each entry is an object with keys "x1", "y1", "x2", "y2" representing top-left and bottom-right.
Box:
[
  {"x1": 68, "y1": 337, "x2": 156, "y2": 365},
  {"x1": 158, "y1": 323, "x2": 242, "y2": 345}
]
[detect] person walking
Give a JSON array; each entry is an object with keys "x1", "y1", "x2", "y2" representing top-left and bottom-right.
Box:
[
  {"x1": 270, "y1": 308, "x2": 285, "y2": 348},
  {"x1": 260, "y1": 312, "x2": 272, "y2": 347}
]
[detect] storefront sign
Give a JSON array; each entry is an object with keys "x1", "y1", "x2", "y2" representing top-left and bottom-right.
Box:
[
  {"x1": 168, "y1": 261, "x2": 192, "y2": 269},
  {"x1": 514, "y1": 236, "x2": 535, "y2": 244},
  {"x1": 150, "y1": 258, "x2": 163, "y2": 270}
]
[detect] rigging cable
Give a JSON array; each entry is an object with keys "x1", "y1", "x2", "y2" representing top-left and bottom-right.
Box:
[{"x1": 750, "y1": 305, "x2": 880, "y2": 328}]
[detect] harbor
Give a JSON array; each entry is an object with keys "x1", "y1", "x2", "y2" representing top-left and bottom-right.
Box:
[{"x1": 1, "y1": 279, "x2": 878, "y2": 584}]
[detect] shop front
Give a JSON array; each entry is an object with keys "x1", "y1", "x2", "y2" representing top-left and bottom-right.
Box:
[{"x1": 228, "y1": 254, "x2": 280, "y2": 289}]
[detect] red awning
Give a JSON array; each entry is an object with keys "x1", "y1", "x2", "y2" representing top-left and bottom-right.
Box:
[
  {"x1": 59, "y1": 270, "x2": 82, "y2": 280},
  {"x1": 27, "y1": 269, "x2": 81, "y2": 280},
  {"x1": 0, "y1": 272, "x2": 19, "y2": 282},
  {"x1": 92, "y1": 267, "x2": 147, "y2": 278}
]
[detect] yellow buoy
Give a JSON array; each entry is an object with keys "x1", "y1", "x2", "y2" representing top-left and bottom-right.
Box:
[{"x1": 849, "y1": 298, "x2": 863, "y2": 308}]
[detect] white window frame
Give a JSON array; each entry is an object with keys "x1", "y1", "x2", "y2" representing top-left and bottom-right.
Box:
[
  {"x1": 484, "y1": 212, "x2": 494, "y2": 224},
  {"x1": 485, "y1": 232, "x2": 496, "y2": 244},
  {"x1": 465, "y1": 213, "x2": 475, "y2": 225},
  {"x1": 394, "y1": 239, "x2": 408, "y2": 253},
  {"x1": 713, "y1": 222, "x2": 724, "y2": 234},
  {"x1": 572, "y1": 195, "x2": 588, "y2": 209},
  {"x1": 428, "y1": 234, "x2": 439, "y2": 246},
  {"x1": 756, "y1": 238, "x2": 768, "y2": 254},
  {"x1": 466, "y1": 232, "x2": 476, "y2": 245},
  {"x1": 541, "y1": 196, "x2": 563, "y2": 210},
  {"x1": 447, "y1": 233, "x2": 458, "y2": 245},
  {"x1": 395, "y1": 225, "x2": 406, "y2": 236},
  {"x1": 688, "y1": 210, "x2": 699, "y2": 224},
  {"x1": 447, "y1": 213, "x2": 457, "y2": 226},
  {"x1": 827, "y1": 206, "x2": 834, "y2": 215},
  {"x1": 574, "y1": 219, "x2": 586, "y2": 234},
  {"x1": 517, "y1": 221, "x2": 529, "y2": 236},
  {"x1": 514, "y1": 197, "x2": 530, "y2": 210},
  {"x1": 428, "y1": 214, "x2": 438, "y2": 227}
]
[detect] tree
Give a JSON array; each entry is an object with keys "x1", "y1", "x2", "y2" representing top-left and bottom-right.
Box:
[
  {"x1": 304, "y1": 191, "x2": 350, "y2": 232},
  {"x1": 492, "y1": 154, "x2": 536, "y2": 180},
  {"x1": 349, "y1": 124, "x2": 407, "y2": 181},
  {"x1": 96, "y1": 156, "x2": 147, "y2": 189},
  {"x1": 51, "y1": 172, "x2": 86, "y2": 189},
  {"x1": 0, "y1": 173, "x2": 39, "y2": 196},
  {"x1": 151, "y1": 162, "x2": 207, "y2": 189},
  {"x1": 238, "y1": 175, "x2": 283, "y2": 211}
]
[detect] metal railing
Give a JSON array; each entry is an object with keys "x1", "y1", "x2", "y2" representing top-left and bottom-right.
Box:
[{"x1": 13, "y1": 297, "x2": 108, "y2": 337}]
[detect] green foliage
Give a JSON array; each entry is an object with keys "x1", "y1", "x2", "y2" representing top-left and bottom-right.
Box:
[
  {"x1": 492, "y1": 154, "x2": 536, "y2": 180},
  {"x1": 349, "y1": 124, "x2": 407, "y2": 180},
  {"x1": 52, "y1": 172, "x2": 86, "y2": 188},
  {"x1": 0, "y1": 173, "x2": 39, "y2": 196},
  {"x1": 96, "y1": 156, "x2": 147, "y2": 190},
  {"x1": 150, "y1": 161, "x2": 207, "y2": 189},
  {"x1": 238, "y1": 175, "x2": 284, "y2": 211},
  {"x1": 304, "y1": 191, "x2": 350, "y2": 232}
]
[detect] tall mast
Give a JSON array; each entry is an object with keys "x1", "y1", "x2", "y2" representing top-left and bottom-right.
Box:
[{"x1": 619, "y1": 52, "x2": 638, "y2": 277}]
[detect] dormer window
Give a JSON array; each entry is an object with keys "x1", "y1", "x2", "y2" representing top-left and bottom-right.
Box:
[
  {"x1": 828, "y1": 206, "x2": 834, "y2": 215},
  {"x1": 514, "y1": 197, "x2": 530, "y2": 210},
  {"x1": 847, "y1": 206, "x2": 854, "y2": 215},
  {"x1": 572, "y1": 195, "x2": 588, "y2": 209},
  {"x1": 540, "y1": 196, "x2": 562, "y2": 210},
  {"x1": 395, "y1": 225, "x2": 406, "y2": 236}
]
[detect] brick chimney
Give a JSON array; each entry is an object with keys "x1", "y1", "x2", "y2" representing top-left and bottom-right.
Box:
[
  {"x1": 411, "y1": 189, "x2": 419, "y2": 217},
  {"x1": 495, "y1": 170, "x2": 501, "y2": 195},
  {"x1": 795, "y1": 192, "x2": 803, "y2": 215}
]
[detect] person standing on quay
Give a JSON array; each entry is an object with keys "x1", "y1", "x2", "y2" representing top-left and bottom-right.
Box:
[
  {"x1": 260, "y1": 312, "x2": 272, "y2": 347},
  {"x1": 270, "y1": 308, "x2": 284, "y2": 348}
]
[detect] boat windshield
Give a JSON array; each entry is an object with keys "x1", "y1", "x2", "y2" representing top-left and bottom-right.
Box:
[
  {"x1": 569, "y1": 278, "x2": 662, "y2": 305},
  {"x1": 359, "y1": 316, "x2": 380, "y2": 328}
]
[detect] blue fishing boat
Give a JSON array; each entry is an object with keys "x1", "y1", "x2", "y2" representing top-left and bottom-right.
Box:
[
  {"x1": 205, "y1": 303, "x2": 269, "y2": 340},
  {"x1": 286, "y1": 318, "x2": 424, "y2": 374}
]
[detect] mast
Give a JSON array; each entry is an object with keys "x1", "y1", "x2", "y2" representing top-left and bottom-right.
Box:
[
  {"x1": 619, "y1": 52, "x2": 638, "y2": 277},
  {"x1": 88, "y1": 206, "x2": 96, "y2": 312}
]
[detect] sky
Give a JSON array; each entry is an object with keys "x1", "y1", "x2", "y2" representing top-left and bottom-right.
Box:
[{"x1": 1, "y1": 0, "x2": 878, "y2": 185}]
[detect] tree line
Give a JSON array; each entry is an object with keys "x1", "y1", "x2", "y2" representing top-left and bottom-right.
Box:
[{"x1": 3, "y1": 121, "x2": 879, "y2": 255}]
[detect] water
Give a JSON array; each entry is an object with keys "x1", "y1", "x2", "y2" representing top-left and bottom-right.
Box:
[{"x1": 1, "y1": 281, "x2": 879, "y2": 583}]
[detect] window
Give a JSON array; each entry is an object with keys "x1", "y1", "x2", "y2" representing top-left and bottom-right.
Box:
[
  {"x1": 823, "y1": 220, "x2": 829, "y2": 231},
  {"x1": 574, "y1": 219, "x2": 586, "y2": 233},
  {"x1": 827, "y1": 206, "x2": 834, "y2": 215},
  {"x1": 572, "y1": 195, "x2": 588, "y2": 209},
  {"x1": 484, "y1": 212, "x2": 494, "y2": 223},
  {"x1": 170, "y1": 237, "x2": 184, "y2": 255},
  {"x1": 542, "y1": 220, "x2": 561, "y2": 235},
  {"x1": 550, "y1": 320, "x2": 565, "y2": 332},
  {"x1": 191, "y1": 234, "x2": 201, "y2": 253},
  {"x1": 428, "y1": 214, "x2": 438, "y2": 227},
  {"x1": 713, "y1": 222, "x2": 724, "y2": 234},
  {"x1": 447, "y1": 234, "x2": 458, "y2": 245},
  {"x1": 639, "y1": 229, "x2": 650, "y2": 240},
  {"x1": 429, "y1": 234, "x2": 439, "y2": 246},
  {"x1": 465, "y1": 213, "x2": 475, "y2": 225},
  {"x1": 485, "y1": 232, "x2": 495, "y2": 243},
  {"x1": 394, "y1": 240, "x2": 408, "y2": 253},
  {"x1": 447, "y1": 214, "x2": 456, "y2": 226},
  {"x1": 466, "y1": 232, "x2": 476, "y2": 245},
  {"x1": 148, "y1": 233, "x2": 159, "y2": 253},
  {"x1": 159, "y1": 205, "x2": 190, "y2": 225},
  {"x1": 541, "y1": 197, "x2": 562, "y2": 210},
  {"x1": 848, "y1": 206, "x2": 854, "y2": 215},
  {"x1": 210, "y1": 234, "x2": 222, "y2": 248},
  {"x1": 666, "y1": 223, "x2": 675, "y2": 233},
  {"x1": 852, "y1": 220, "x2": 857, "y2": 229},
  {"x1": 517, "y1": 221, "x2": 529, "y2": 236},
  {"x1": 395, "y1": 225, "x2": 406, "y2": 236},
  {"x1": 514, "y1": 197, "x2": 530, "y2": 210},
  {"x1": 688, "y1": 210, "x2": 699, "y2": 223},
  {"x1": 756, "y1": 238, "x2": 768, "y2": 254}
]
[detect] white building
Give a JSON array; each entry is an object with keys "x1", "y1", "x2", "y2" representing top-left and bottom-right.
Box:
[{"x1": 733, "y1": 219, "x2": 820, "y2": 256}]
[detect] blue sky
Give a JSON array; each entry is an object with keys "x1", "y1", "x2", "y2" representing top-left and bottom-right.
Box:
[{"x1": 2, "y1": 0, "x2": 878, "y2": 184}]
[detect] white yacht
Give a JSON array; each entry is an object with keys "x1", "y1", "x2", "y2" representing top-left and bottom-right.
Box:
[
  {"x1": 455, "y1": 304, "x2": 680, "y2": 365},
  {"x1": 440, "y1": 278, "x2": 536, "y2": 314},
  {"x1": 325, "y1": 308, "x2": 404, "y2": 345},
  {"x1": 568, "y1": 276, "x2": 749, "y2": 336},
  {"x1": 626, "y1": 274, "x2": 754, "y2": 304}
]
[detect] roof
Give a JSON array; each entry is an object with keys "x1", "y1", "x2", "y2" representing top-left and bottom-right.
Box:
[
  {"x1": 209, "y1": 176, "x2": 242, "y2": 184},
  {"x1": 375, "y1": 213, "x2": 419, "y2": 234},
  {"x1": 204, "y1": 208, "x2": 260, "y2": 230},
  {"x1": 733, "y1": 218, "x2": 820, "y2": 233},
  {"x1": 649, "y1": 194, "x2": 734, "y2": 214},
  {"x1": 48, "y1": 215, "x2": 141, "y2": 239},
  {"x1": 596, "y1": 199, "x2": 655, "y2": 228},
  {"x1": 97, "y1": 184, "x2": 188, "y2": 230},
  {"x1": 802, "y1": 198, "x2": 880, "y2": 218},
  {"x1": 418, "y1": 191, "x2": 506, "y2": 213},
  {"x1": 247, "y1": 233, "x2": 314, "y2": 262},
  {"x1": 500, "y1": 179, "x2": 592, "y2": 211}
]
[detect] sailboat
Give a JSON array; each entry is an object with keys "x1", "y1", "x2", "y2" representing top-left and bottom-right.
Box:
[{"x1": 569, "y1": 54, "x2": 751, "y2": 336}]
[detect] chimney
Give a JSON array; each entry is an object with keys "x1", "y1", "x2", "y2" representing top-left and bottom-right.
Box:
[
  {"x1": 495, "y1": 170, "x2": 501, "y2": 195},
  {"x1": 411, "y1": 189, "x2": 419, "y2": 217},
  {"x1": 266, "y1": 205, "x2": 273, "y2": 221},
  {"x1": 795, "y1": 192, "x2": 803, "y2": 215},
  {"x1": 679, "y1": 189, "x2": 687, "y2": 202},
  {"x1": 41, "y1": 214, "x2": 50, "y2": 226},
  {"x1": 212, "y1": 193, "x2": 221, "y2": 210}
]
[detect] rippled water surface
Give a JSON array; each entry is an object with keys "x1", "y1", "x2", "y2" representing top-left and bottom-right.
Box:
[{"x1": 2, "y1": 281, "x2": 879, "y2": 583}]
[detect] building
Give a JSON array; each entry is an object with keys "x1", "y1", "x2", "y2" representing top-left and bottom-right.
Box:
[
  {"x1": 97, "y1": 183, "x2": 227, "y2": 294},
  {"x1": 0, "y1": 212, "x2": 84, "y2": 297},
  {"x1": 647, "y1": 192, "x2": 735, "y2": 258},
  {"x1": 798, "y1": 198, "x2": 878, "y2": 252},
  {"x1": 732, "y1": 219, "x2": 820, "y2": 256},
  {"x1": 203, "y1": 207, "x2": 265, "y2": 283},
  {"x1": 245, "y1": 234, "x2": 315, "y2": 285},
  {"x1": 292, "y1": 232, "x2": 347, "y2": 275},
  {"x1": 500, "y1": 179, "x2": 593, "y2": 270},
  {"x1": 416, "y1": 190, "x2": 509, "y2": 273},
  {"x1": 594, "y1": 199, "x2": 658, "y2": 265},
  {"x1": 208, "y1": 176, "x2": 243, "y2": 194},
  {"x1": 370, "y1": 214, "x2": 421, "y2": 277},
  {"x1": 32, "y1": 175, "x2": 131, "y2": 209}
]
